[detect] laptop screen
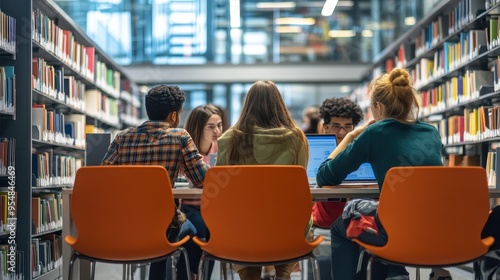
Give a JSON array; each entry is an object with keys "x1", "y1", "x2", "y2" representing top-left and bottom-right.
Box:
[
  {"x1": 306, "y1": 134, "x2": 337, "y2": 183},
  {"x1": 344, "y1": 162, "x2": 376, "y2": 181}
]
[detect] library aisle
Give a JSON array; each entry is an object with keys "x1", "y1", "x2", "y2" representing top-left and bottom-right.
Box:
[{"x1": 90, "y1": 262, "x2": 475, "y2": 280}]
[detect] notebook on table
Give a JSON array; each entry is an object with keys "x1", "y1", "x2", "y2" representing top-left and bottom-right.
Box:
[{"x1": 305, "y1": 134, "x2": 377, "y2": 187}]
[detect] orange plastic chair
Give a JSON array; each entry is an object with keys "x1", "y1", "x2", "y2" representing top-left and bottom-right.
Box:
[
  {"x1": 193, "y1": 165, "x2": 324, "y2": 280},
  {"x1": 353, "y1": 166, "x2": 495, "y2": 280},
  {"x1": 64, "y1": 166, "x2": 191, "y2": 280}
]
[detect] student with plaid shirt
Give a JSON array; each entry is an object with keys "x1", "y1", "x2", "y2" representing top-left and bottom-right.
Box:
[{"x1": 101, "y1": 84, "x2": 208, "y2": 280}]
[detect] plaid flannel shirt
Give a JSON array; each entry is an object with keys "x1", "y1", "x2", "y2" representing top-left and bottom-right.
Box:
[{"x1": 101, "y1": 121, "x2": 208, "y2": 188}]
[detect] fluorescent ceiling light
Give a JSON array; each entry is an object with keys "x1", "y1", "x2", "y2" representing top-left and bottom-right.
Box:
[
  {"x1": 340, "y1": 85, "x2": 351, "y2": 93},
  {"x1": 276, "y1": 26, "x2": 303, "y2": 33},
  {"x1": 256, "y1": 2, "x2": 296, "y2": 9},
  {"x1": 329, "y1": 30, "x2": 355, "y2": 37},
  {"x1": 230, "y1": 0, "x2": 241, "y2": 28},
  {"x1": 337, "y1": 1, "x2": 354, "y2": 7},
  {"x1": 322, "y1": 0, "x2": 339, "y2": 16},
  {"x1": 275, "y1": 18, "x2": 316, "y2": 25},
  {"x1": 405, "y1": 17, "x2": 416, "y2": 25},
  {"x1": 361, "y1": 30, "x2": 373, "y2": 37}
]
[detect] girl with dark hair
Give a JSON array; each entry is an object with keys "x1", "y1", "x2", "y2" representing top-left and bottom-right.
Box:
[{"x1": 181, "y1": 104, "x2": 223, "y2": 280}]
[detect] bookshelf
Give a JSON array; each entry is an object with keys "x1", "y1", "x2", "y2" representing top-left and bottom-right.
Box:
[
  {"x1": 349, "y1": 0, "x2": 500, "y2": 189},
  {"x1": 0, "y1": 0, "x2": 141, "y2": 278}
]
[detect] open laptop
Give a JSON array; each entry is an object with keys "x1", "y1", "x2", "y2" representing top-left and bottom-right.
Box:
[
  {"x1": 306, "y1": 134, "x2": 377, "y2": 186},
  {"x1": 342, "y1": 162, "x2": 378, "y2": 185},
  {"x1": 306, "y1": 134, "x2": 337, "y2": 186}
]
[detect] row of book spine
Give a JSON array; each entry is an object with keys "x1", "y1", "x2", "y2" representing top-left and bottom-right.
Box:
[
  {"x1": 31, "y1": 234, "x2": 62, "y2": 278},
  {"x1": 32, "y1": 105, "x2": 86, "y2": 148},
  {"x1": 0, "y1": 10, "x2": 16, "y2": 54},
  {"x1": 390, "y1": 0, "x2": 486, "y2": 70},
  {"x1": 418, "y1": 69, "x2": 493, "y2": 115},
  {"x1": 32, "y1": 8, "x2": 121, "y2": 98},
  {"x1": 31, "y1": 193, "x2": 62, "y2": 234},
  {"x1": 0, "y1": 245, "x2": 23, "y2": 280},
  {"x1": 0, "y1": 139, "x2": 14, "y2": 176},
  {"x1": 435, "y1": 105, "x2": 500, "y2": 145},
  {"x1": 0, "y1": 66, "x2": 15, "y2": 114},
  {"x1": 31, "y1": 152, "x2": 81, "y2": 188}
]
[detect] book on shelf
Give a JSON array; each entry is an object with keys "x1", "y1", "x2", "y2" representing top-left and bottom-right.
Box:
[
  {"x1": 0, "y1": 138, "x2": 15, "y2": 176},
  {"x1": 0, "y1": 11, "x2": 16, "y2": 53},
  {"x1": 0, "y1": 66, "x2": 15, "y2": 114}
]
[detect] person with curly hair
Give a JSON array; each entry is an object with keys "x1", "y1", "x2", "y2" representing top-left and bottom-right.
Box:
[
  {"x1": 101, "y1": 84, "x2": 207, "y2": 280},
  {"x1": 312, "y1": 97, "x2": 364, "y2": 230}
]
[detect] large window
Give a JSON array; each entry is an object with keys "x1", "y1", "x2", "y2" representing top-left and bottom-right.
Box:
[{"x1": 55, "y1": 0, "x2": 427, "y2": 65}]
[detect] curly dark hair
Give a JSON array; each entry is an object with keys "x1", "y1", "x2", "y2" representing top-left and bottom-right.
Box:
[
  {"x1": 145, "y1": 85, "x2": 186, "y2": 121},
  {"x1": 319, "y1": 97, "x2": 363, "y2": 126}
]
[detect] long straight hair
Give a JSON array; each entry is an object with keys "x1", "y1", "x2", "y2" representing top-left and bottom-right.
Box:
[
  {"x1": 228, "y1": 81, "x2": 307, "y2": 163},
  {"x1": 184, "y1": 104, "x2": 222, "y2": 154}
]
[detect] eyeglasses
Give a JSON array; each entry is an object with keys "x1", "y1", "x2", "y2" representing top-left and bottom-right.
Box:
[
  {"x1": 205, "y1": 123, "x2": 223, "y2": 130},
  {"x1": 324, "y1": 124, "x2": 354, "y2": 133}
]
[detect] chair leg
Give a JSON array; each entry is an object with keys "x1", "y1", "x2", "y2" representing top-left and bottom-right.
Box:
[
  {"x1": 171, "y1": 252, "x2": 179, "y2": 280},
  {"x1": 416, "y1": 267, "x2": 420, "y2": 280},
  {"x1": 178, "y1": 247, "x2": 192, "y2": 280},
  {"x1": 198, "y1": 252, "x2": 207, "y2": 280},
  {"x1": 357, "y1": 250, "x2": 366, "y2": 274},
  {"x1": 309, "y1": 256, "x2": 321, "y2": 280},
  {"x1": 129, "y1": 264, "x2": 134, "y2": 280},
  {"x1": 122, "y1": 264, "x2": 127, "y2": 280},
  {"x1": 68, "y1": 253, "x2": 78, "y2": 280},
  {"x1": 220, "y1": 261, "x2": 228, "y2": 280},
  {"x1": 91, "y1": 261, "x2": 97, "y2": 280},
  {"x1": 367, "y1": 256, "x2": 374, "y2": 280}
]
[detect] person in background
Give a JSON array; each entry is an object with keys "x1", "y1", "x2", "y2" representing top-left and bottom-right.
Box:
[
  {"x1": 216, "y1": 80, "x2": 309, "y2": 280},
  {"x1": 308, "y1": 97, "x2": 363, "y2": 280},
  {"x1": 312, "y1": 97, "x2": 363, "y2": 229},
  {"x1": 302, "y1": 106, "x2": 321, "y2": 134},
  {"x1": 316, "y1": 68, "x2": 450, "y2": 280},
  {"x1": 182, "y1": 104, "x2": 223, "y2": 280},
  {"x1": 101, "y1": 85, "x2": 207, "y2": 280}
]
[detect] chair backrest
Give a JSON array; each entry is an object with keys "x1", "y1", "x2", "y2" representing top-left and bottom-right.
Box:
[
  {"x1": 379, "y1": 166, "x2": 491, "y2": 265},
  {"x1": 200, "y1": 165, "x2": 314, "y2": 262},
  {"x1": 71, "y1": 166, "x2": 175, "y2": 260}
]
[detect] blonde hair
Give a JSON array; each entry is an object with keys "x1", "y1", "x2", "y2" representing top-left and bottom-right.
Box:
[{"x1": 370, "y1": 68, "x2": 419, "y2": 122}]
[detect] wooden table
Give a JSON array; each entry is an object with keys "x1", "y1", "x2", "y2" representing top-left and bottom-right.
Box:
[{"x1": 172, "y1": 185, "x2": 381, "y2": 200}]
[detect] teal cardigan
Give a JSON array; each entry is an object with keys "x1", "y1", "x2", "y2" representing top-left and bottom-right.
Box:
[{"x1": 316, "y1": 119, "x2": 443, "y2": 188}]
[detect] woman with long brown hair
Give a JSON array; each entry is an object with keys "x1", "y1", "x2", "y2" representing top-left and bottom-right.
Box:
[{"x1": 216, "y1": 80, "x2": 309, "y2": 280}]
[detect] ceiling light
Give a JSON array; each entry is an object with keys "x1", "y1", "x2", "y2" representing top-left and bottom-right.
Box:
[
  {"x1": 276, "y1": 26, "x2": 303, "y2": 33},
  {"x1": 329, "y1": 30, "x2": 355, "y2": 37},
  {"x1": 405, "y1": 17, "x2": 416, "y2": 25},
  {"x1": 340, "y1": 85, "x2": 351, "y2": 93},
  {"x1": 361, "y1": 30, "x2": 373, "y2": 37},
  {"x1": 275, "y1": 18, "x2": 316, "y2": 25},
  {"x1": 322, "y1": 0, "x2": 339, "y2": 16},
  {"x1": 256, "y1": 2, "x2": 296, "y2": 9},
  {"x1": 337, "y1": 1, "x2": 354, "y2": 7}
]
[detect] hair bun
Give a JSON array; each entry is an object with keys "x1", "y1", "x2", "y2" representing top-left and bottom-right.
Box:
[{"x1": 389, "y1": 68, "x2": 410, "y2": 87}]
